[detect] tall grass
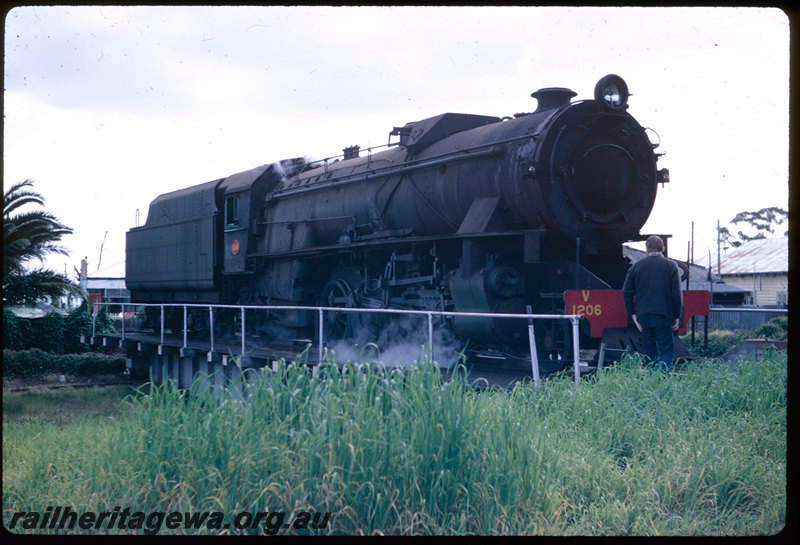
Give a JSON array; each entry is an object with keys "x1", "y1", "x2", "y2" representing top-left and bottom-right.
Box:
[{"x1": 3, "y1": 351, "x2": 786, "y2": 535}]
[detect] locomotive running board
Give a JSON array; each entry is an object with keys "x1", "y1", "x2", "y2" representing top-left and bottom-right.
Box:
[{"x1": 248, "y1": 230, "x2": 526, "y2": 260}]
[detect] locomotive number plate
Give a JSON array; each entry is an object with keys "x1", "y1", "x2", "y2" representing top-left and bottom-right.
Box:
[{"x1": 563, "y1": 290, "x2": 627, "y2": 338}]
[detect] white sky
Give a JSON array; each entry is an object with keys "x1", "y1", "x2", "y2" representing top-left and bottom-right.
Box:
[{"x1": 4, "y1": 6, "x2": 791, "y2": 279}]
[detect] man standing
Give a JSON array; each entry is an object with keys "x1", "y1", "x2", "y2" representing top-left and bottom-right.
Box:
[{"x1": 622, "y1": 235, "x2": 683, "y2": 373}]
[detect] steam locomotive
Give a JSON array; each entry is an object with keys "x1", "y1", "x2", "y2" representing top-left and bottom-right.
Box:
[{"x1": 126, "y1": 75, "x2": 677, "y2": 369}]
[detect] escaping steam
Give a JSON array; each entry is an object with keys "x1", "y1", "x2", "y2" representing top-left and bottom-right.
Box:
[{"x1": 327, "y1": 314, "x2": 465, "y2": 369}]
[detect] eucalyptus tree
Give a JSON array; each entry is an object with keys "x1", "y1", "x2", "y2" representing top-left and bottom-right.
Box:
[{"x1": 717, "y1": 206, "x2": 788, "y2": 249}]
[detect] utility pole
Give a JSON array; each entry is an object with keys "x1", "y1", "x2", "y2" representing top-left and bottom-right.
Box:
[
  {"x1": 716, "y1": 219, "x2": 722, "y2": 278},
  {"x1": 97, "y1": 231, "x2": 108, "y2": 272},
  {"x1": 708, "y1": 250, "x2": 714, "y2": 302},
  {"x1": 686, "y1": 241, "x2": 690, "y2": 290}
]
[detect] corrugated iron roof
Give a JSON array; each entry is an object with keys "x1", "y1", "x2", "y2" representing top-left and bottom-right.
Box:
[
  {"x1": 712, "y1": 237, "x2": 788, "y2": 275},
  {"x1": 6, "y1": 303, "x2": 69, "y2": 319}
]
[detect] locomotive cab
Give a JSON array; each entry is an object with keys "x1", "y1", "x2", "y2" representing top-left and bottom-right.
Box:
[{"x1": 219, "y1": 165, "x2": 275, "y2": 275}]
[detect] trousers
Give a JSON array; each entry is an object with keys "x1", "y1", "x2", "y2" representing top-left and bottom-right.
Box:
[{"x1": 638, "y1": 314, "x2": 676, "y2": 373}]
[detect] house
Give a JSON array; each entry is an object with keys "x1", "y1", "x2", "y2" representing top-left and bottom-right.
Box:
[
  {"x1": 78, "y1": 257, "x2": 131, "y2": 310},
  {"x1": 711, "y1": 237, "x2": 788, "y2": 307},
  {"x1": 84, "y1": 276, "x2": 131, "y2": 308}
]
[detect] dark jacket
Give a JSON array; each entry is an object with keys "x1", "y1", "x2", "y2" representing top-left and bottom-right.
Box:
[{"x1": 622, "y1": 253, "x2": 683, "y2": 321}]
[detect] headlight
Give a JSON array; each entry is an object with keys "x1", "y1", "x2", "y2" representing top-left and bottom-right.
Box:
[{"x1": 594, "y1": 74, "x2": 629, "y2": 111}]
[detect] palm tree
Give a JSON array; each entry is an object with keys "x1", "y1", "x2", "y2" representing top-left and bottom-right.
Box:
[
  {"x1": 4, "y1": 268, "x2": 81, "y2": 305},
  {"x1": 3, "y1": 179, "x2": 83, "y2": 305},
  {"x1": 4, "y1": 179, "x2": 74, "y2": 275}
]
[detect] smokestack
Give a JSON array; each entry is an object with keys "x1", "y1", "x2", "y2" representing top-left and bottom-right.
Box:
[{"x1": 530, "y1": 87, "x2": 577, "y2": 113}]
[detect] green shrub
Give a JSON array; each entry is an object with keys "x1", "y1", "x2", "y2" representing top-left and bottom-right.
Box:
[
  {"x1": 95, "y1": 305, "x2": 116, "y2": 334},
  {"x1": 683, "y1": 329, "x2": 748, "y2": 358},
  {"x1": 2, "y1": 348, "x2": 126, "y2": 379},
  {"x1": 752, "y1": 317, "x2": 788, "y2": 340},
  {"x1": 63, "y1": 302, "x2": 94, "y2": 353},
  {"x1": 2, "y1": 348, "x2": 52, "y2": 377},
  {"x1": 2, "y1": 301, "x2": 109, "y2": 354},
  {"x1": 59, "y1": 353, "x2": 126, "y2": 375},
  {"x1": 2, "y1": 309, "x2": 31, "y2": 351},
  {"x1": 29, "y1": 312, "x2": 66, "y2": 354}
]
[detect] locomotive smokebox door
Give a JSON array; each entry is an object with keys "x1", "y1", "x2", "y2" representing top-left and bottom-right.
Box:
[{"x1": 531, "y1": 100, "x2": 658, "y2": 249}]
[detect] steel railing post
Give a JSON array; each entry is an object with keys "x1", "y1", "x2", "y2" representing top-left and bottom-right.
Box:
[
  {"x1": 241, "y1": 307, "x2": 246, "y2": 355},
  {"x1": 121, "y1": 303, "x2": 126, "y2": 341},
  {"x1": 572, "y1": 316, "x2": 581, "y2": 386},
  {"x1": 160, "y1": 305, "x2": 164, "y2": 346},
  {"x1": 318, "y1": 308, "x2": 324, "y2": 363},
  {"x1": 209, "y1": 306, "x2": 214, "y2": 353},
  {"x1": 183, "y1": 306, "x2": 188, "y2": 350},
  {"x1": 526, "y1": 306, "x2": 540, "y2": 385},
  {"x1": 427, "y1": 312, "x2": 434, "y2": 360}
]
